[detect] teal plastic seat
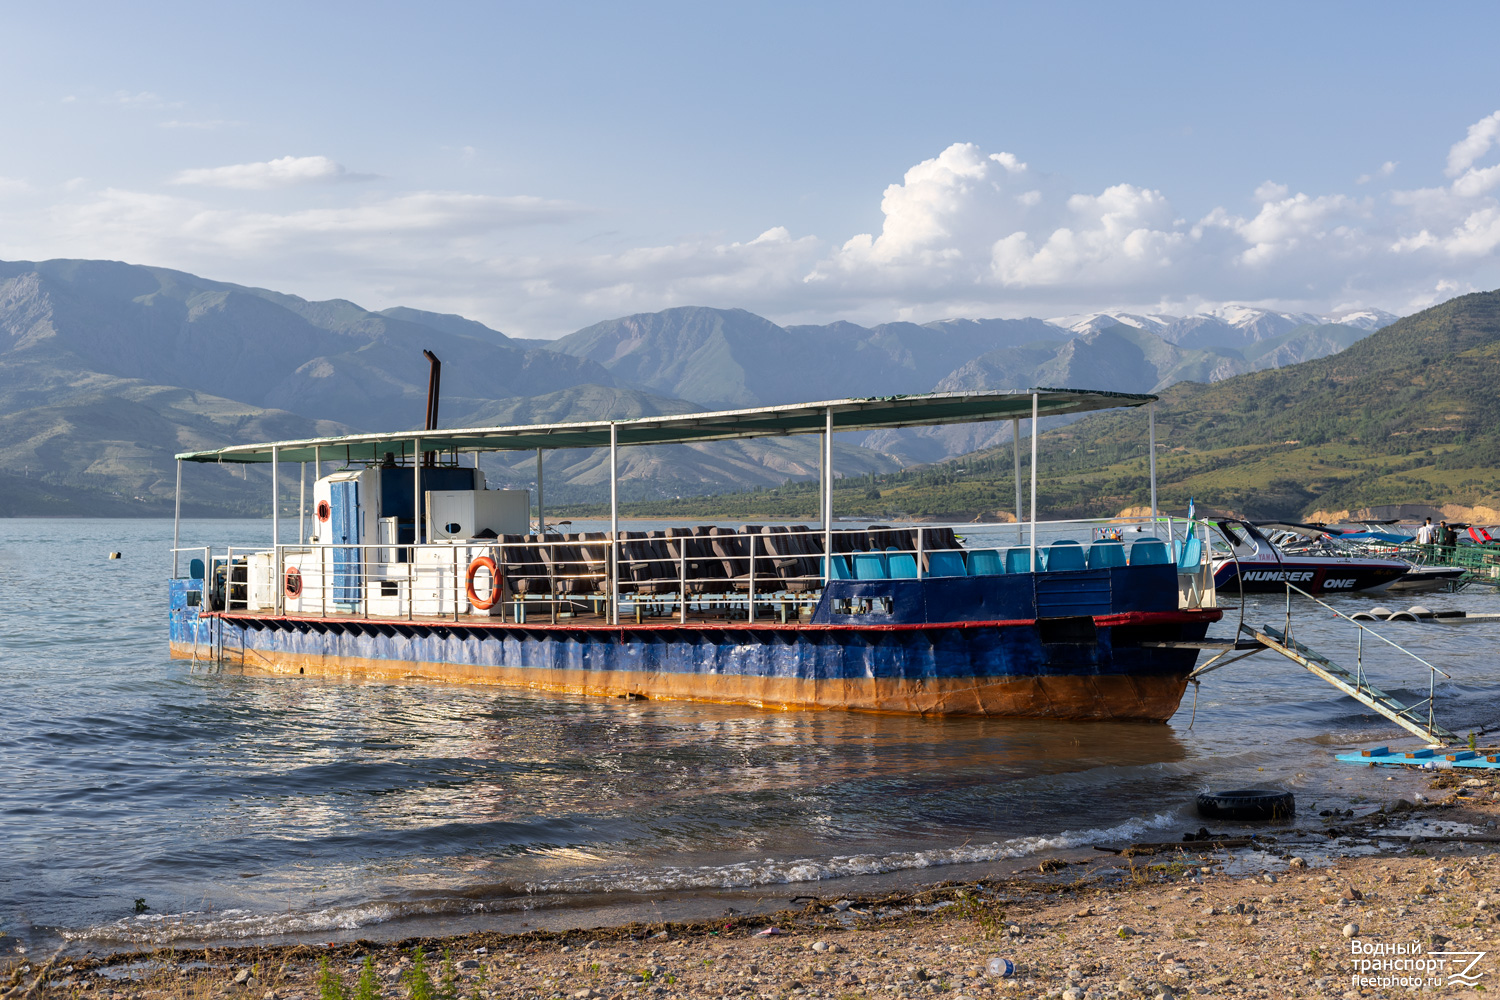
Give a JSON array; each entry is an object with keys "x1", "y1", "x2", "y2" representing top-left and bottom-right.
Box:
[
  {"x1": 188, "y1": 557, "x2": 205, "y2": 580},
  {"x1": 1175, "y1": 536, "x2": 1204, "y2": 571},
  {"x1": 1005, "y1": 547, "x2": 1034, "y2": 573},
  {"x1": 927, "y1": 551, "x2": 967, "y2": 577},
  {"x1": 1047, "y1": 540, "x2": 1085, "y2": 571},
  {"x1": 967, "y1": 549, "x2": 1004, "y2": 575},
  {"x1": 1130, "y1": 539, "x2": 1171, "y2": 566},
  {"x1": 886, "y1": 546, "x2": 918, "y2": 579},
  {"x1": 822, "y1": 555, "x2": 853, "y2": 580},
  {"x1": 1087, "y1": 541, "x2": 1126, "y2": 569},
  {"x1": 853, "y1": 552, "x2": 889, "y2": 580}
]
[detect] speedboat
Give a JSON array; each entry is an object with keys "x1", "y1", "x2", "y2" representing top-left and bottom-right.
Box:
[{"x1": 1208, "y1": 520, "x2": 1408, "y2": 595}]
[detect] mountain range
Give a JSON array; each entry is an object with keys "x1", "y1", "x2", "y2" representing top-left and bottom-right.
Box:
[
  {"x1": 615, "y1": 290, "x2": 1499, "y2": 523},
  {"x1": 0, "y1": 256, "x2": 1396, "y2": 515}
]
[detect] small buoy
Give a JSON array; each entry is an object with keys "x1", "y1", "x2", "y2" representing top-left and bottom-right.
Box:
[{"x1": 108, "y1": 551, "x2": 122, "y2": 559}]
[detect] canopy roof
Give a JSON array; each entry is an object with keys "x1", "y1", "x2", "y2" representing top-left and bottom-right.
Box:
[{"x1": 176, "y1": 388, "x2": 1156, "y2": 464}]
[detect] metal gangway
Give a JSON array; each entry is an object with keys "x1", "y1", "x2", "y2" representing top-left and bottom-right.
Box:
[{"x1": 1178, "y1": 582, "x2": 1458, "y2": 745}]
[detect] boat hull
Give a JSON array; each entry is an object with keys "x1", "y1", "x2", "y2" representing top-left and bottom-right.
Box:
[
  {"x1": 1212, "y1": 559, "x2": 1407, "y2": 594},
  {"x1": 170, "y1": 610, "x2": 1218, "y2": 721}
]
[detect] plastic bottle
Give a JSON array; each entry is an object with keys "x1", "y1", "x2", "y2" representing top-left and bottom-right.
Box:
[{"x1": 986, "y1": 957, "x2": 1014, "y2": 978}]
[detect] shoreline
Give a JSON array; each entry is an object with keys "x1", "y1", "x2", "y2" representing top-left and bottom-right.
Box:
[{"x1": 16, "y1": 772, "x2": 1500, "y2": 999}]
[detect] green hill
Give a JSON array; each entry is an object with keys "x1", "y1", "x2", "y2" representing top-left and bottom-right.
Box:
[{"x1": 587, "y1": 289, "x2": 1500, "y2": 522}]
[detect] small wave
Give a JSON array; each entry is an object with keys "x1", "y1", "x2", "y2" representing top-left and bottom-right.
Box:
[
  {"x1": 63, "y1": 812, "x2": 1182, "y2": 945},
  {"x1": 524, "y1": 812, "x2": 1183, "y2": 895}
]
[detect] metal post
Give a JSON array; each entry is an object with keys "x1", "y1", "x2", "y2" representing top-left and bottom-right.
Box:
[
  {"x1": 536, "y1": 448, "x2": 545, "y2": 535},
  {"x1": 1012, "y1": 417, "x2": 1023, "y2": 545},
  {"x1": 271, "y1": 445, "x2": 280, "y2": 549},
  {"x1": 413, "y1": 437, "x2": 422, "y2": 546},
  {"x1": 609, "y1": 423, "x2": 619, "y2": 626},
  {"x1": 271, "y1": 445, "x2": 281, "y2": 615},
  {"x1": 748, "y1": 535, "x2": 756, "y2": 624},
  {"x1": 679, "y1": 545, "x2": 688, "y2": 624},
  {"x1": 1029, "y1": 394, "x2": 1038, "y2": 572},
  {"x1": 172, "y1": 459, "x2": 182, "y2": 577},
  {"x1": 823, "y1": 407, "x2": 834, "y2": 583},
  {"x1": 298, "y1": 462, "x2": 306, "y2": 545},
  {"x1": 1148, "y1": 402, "x2": 1158, "y2": 522}
]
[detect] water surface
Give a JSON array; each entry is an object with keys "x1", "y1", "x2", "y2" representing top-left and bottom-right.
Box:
[{"x1": 2, "y1": 519, "x2": 1496, "y2": 953}]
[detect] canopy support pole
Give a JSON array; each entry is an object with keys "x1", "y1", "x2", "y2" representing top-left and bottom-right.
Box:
[
  {"x1": 536, "y1": 448, "x2": 545, "y2": 535},
  {"x1": 1011, "y1": 418, "x2": 1022, "y2": 544},
  {"x1": 609, "y1": 423, "x2": 619, "y2": 626},
  {"x1": 1148, "y1": 402, "x2": 1158, "y2": 522},
  {"x1": 823, "y1": 407, "x2": 834, "y2": 583},
  {"x1": 413, "y1": 437, "x2": 422, "y2": 546},
  {"x1": 1028, "y1": 394, "x2": 1038, "y2": 573},
  {"x1": 298, "y1": 462, "x2": 306, "y2": 545},
  {"x1": 271, "y1": 445, "x2": 280, "y2": 549},
  {"x1": 172, "y1": 459, "x2": 182, "y2": 577},
  {"x1": 271, "y1": 445, "x2": 281, "y2": 614}
]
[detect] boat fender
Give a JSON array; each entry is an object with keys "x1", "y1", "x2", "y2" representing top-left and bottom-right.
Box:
[
  {"x1": 1195, "y1": 788, "x2": 1294, "y2": 821},
  {"x1": 284, "y1": 566, "x2": 303, "y2": 599},
  {"x1": 466, "y1": 555, "x2": 503, "y2": 610},
  {"x1": 316, "y1": 500, "x2": 331, "y2": 522}
]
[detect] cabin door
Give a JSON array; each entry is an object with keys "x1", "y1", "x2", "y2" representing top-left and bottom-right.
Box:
[{"x1": 329, "y1": 480, "x2": 362, "y2": 610}]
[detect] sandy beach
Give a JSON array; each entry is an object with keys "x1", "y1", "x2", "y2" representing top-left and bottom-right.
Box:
[{"x1": 11, "y1": 769, "x2": 1500, "y2": 1000}]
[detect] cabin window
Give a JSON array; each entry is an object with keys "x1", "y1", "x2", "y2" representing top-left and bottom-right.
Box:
[{"x1": 834, "y1": 596, "x2": 892, "y2": 616}]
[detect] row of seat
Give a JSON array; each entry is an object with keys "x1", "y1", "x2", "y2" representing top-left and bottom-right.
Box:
[
  {"x1": 485, "y1": 528, "x2": 1183, "y2": 598},
  {"x1": 491, "y1": 525, "x2": 961, "y2": 597},
  {"x1": 829, "y1": 538, "x2": 1175, "y2": 580}
]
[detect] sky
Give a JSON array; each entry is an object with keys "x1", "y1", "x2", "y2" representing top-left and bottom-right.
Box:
[{"x1": 2, "y1": 2, "x2": 1499, "y2": 337}]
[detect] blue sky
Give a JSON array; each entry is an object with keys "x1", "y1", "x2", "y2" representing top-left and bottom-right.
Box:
[{"x1": 2, "y1": 2, "x2": 1499, "y2": 335}]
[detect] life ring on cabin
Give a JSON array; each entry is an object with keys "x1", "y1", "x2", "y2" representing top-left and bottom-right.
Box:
[
  {"x1": 466, "y1": 555, "x2": 503, "y2": 610},
  {"x1": 284, "y1": 566, "x2": 303, "y2": 599},
  {"x1": 315, "y1": 500, "x2": 331, "y2": 522}
]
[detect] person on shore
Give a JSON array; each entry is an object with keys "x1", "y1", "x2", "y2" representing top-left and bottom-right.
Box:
[{"x1": 1416, "y1": 518, "x2": 1436, "y2": 545}]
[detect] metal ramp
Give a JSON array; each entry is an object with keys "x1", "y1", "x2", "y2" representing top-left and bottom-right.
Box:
[
  {"x1": 1164, "y1": 580, "x2": 1459, "y2": 746},
  {"x1": 1246, "y1": 622, "x2": 1456, "y2": 745}
]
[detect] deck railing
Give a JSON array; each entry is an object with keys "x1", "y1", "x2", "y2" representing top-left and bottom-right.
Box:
[{"x1": 171, "y1": 515, "x2": 1219, "y2": 623}]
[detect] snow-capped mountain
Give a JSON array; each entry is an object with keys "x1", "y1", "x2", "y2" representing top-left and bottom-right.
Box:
[{"x1": 1045, "y1": 306, "x2": 1398, "y2": 349}]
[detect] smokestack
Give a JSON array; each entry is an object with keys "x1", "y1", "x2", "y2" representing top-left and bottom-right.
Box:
[{"x1": 422, "y1": 350, "x2": 441, "y2": 466}]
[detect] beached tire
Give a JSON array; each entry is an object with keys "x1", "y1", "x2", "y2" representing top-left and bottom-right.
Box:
[{"x1": 1196, "y1": 789, "x2": 1295, "y2": 821}]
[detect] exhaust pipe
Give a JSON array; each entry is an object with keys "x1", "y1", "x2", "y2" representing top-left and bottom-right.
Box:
[{"x1": 422, "y1": 350, "x2": 441, "y2": 466}]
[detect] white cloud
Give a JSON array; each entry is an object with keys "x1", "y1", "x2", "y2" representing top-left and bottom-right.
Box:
[
  {"x1": 1447, "y1": 111, "x2": 1500, "y2": 176},
  {"x1": 110, "y1": 90, "x2": 180, "y2": 110},
  {"x1": 172, "y1": 155, "x2": 372, "y2": 190},
  {"x1": 6, "y1": 112, "x2": 1500, "y2": 336}
]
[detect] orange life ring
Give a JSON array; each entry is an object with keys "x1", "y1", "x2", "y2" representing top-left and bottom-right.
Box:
[
  {"x1": 284, "y1": 566, "x2": 303, "y2": 599},
  {"x1": 466, "y1": 555, "x2": 503, "y2": 610},
  {"x1": 315, "y1": 500, "x2": 331, "y2": 522}
]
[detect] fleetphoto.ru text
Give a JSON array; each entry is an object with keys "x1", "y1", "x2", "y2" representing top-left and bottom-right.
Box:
[{"x1": 1350, "y1": 938, "x2": 1486, "y2": 990}]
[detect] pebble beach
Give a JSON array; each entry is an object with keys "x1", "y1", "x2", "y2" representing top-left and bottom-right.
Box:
[{"x1": 12, "y1": 771, "x2": 1500, "y2": 1000}]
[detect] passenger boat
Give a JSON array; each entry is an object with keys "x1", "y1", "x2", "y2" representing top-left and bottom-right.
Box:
[
  {"x1": 1208, "y1": 519, "x2": 1409, "y2": 595},
  {"x1": 167, "y1": 389, "x2": 1223, "y2": 721}
]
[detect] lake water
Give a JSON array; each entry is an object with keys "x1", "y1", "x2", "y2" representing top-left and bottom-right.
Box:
[{"x1": 3, "y1": 518, "x2": 1497, "y2": 956}]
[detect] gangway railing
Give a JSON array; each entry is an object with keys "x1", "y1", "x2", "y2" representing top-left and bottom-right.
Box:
[
  {"x1": 1230, "y1": 581, "x2": 1457, "y2": 745},
  {"x1": 171, "y1": 515, "x2": 1220, "y2": 626}
]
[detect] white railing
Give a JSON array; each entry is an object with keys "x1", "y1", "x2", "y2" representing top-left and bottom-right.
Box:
[{"x1": 172, "y1": 515, "x2": 1219, "y2": 623}]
